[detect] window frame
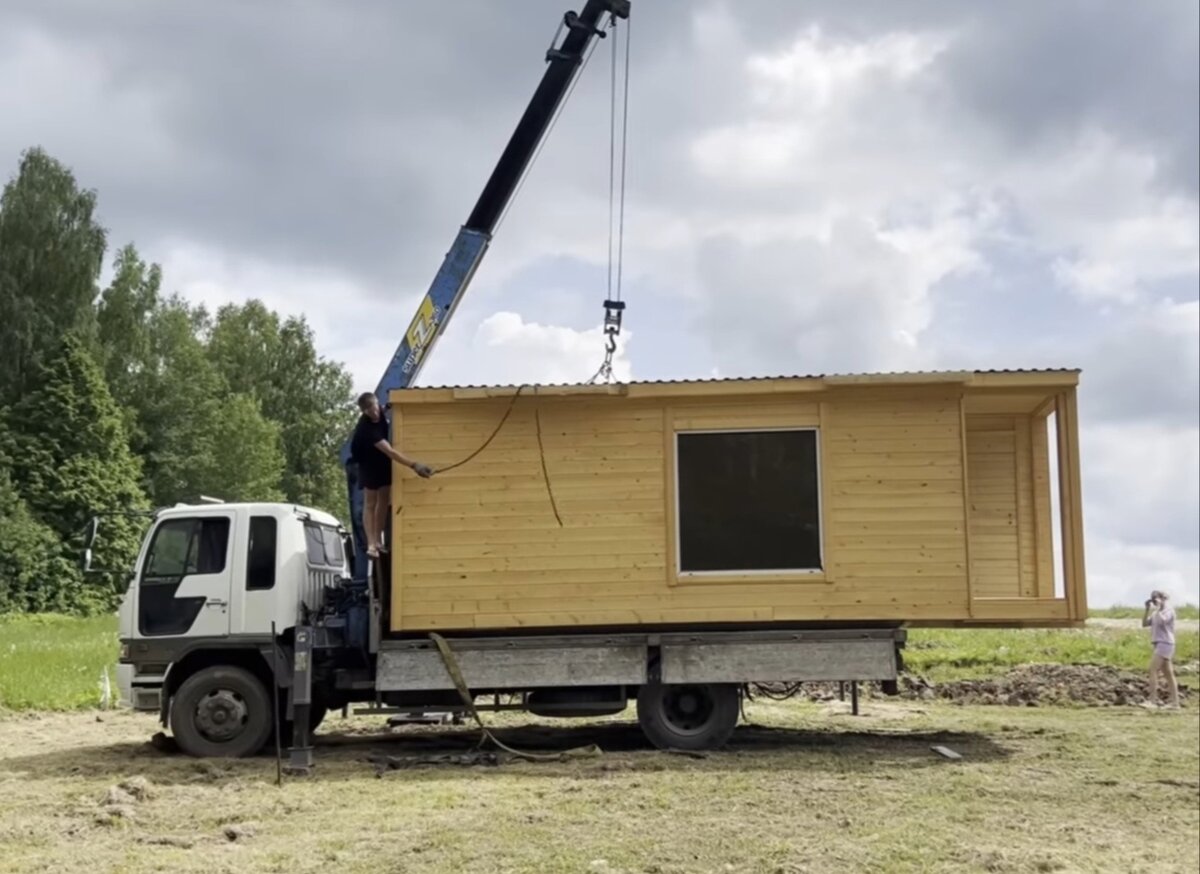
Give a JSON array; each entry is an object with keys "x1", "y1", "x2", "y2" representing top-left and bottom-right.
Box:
[
  {"x1": 245, "y1": 515, "x2": 279, "y2": 591},
  {"x1": 671, "y1": 425, "x2": 826, "y2": 583},
  {"x1": 141, "y1": 516, "x2": 232, "y2": 581}
]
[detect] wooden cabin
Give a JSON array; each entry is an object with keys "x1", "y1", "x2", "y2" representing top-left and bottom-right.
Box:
[{"x1": 386, "y1": 370, "x2": 1086, "y2": 633}]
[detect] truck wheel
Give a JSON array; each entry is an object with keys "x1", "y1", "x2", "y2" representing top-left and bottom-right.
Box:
[
  {"x1": 636, "y1": 682, "x2": 740, "y2": 752},
  {"x1": 170, "y1": 666, "x2": 273, "y2": 758}
]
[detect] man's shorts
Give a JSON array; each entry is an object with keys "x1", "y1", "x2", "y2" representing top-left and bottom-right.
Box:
[{"x1": 1153, "y1": 642, "x2": 1175, "y2": 659}]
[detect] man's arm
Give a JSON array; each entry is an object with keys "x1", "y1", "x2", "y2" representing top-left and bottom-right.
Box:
[
  {"x1": 1142, "y1": 600, "x2": 1157, "y2": 627},
  {"x1": 373, "y1": 439, "x2": 434, "y2": 477}
]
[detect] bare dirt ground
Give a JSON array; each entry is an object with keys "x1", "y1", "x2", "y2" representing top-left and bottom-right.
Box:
[{"x1": 1, "y1": 700, "x2": 1197, "y2": 874}]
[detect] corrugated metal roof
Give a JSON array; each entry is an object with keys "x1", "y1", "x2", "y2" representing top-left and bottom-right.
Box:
[{"x1": 399, "y1": 368, "x2": 1080, "y2": 392}]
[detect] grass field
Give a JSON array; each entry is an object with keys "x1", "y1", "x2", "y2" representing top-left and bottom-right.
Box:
[
  {"x1": 2, "y1": 612, "x2": 1199, "y2": 872},
  {"x1": 3, "y1": 612, "x2": 1198, "y2": 711},
  {"x1": 0, "y1": 614, "x2": 121, "y2": 711}
]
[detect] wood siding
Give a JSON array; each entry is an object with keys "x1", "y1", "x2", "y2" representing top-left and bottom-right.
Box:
[{"x1": 388, "y1": 378, "x2": 1083, "y2": 632}]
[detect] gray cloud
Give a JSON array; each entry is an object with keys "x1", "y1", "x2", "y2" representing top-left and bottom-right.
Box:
[
  {"x1": 4, "y1": 1, "x2": 1193, "y2": 292},
  {"x1": 3, "y1": 0, "x2": 1196, "y2": 606}
]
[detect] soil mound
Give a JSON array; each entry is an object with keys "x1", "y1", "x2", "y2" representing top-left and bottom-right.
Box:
[{"x1": 753, "y1": 663, "x2": 1195, "y2": 708}]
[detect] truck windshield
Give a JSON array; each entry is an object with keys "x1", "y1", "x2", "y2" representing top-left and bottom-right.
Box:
[{"x1": 303, "y1": 523, "x2": 344, "y2": 568}]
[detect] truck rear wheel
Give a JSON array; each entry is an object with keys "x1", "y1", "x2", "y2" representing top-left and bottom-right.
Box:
[
  {"x1": 170, "y1": 666, "x2": 273, "y2": 758},
  {"x1": 636, "y1": 682, "x2": 740, "y2": 751}
]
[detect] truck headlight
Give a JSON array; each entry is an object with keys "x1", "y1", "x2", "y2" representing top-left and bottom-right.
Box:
[{"x1": 119, "y1": 643, "x2": 130, "y2": 661}]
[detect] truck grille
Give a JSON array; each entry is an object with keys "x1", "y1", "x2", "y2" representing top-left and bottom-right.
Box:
[{"x1": 304, "y1": 568, "x2": 338, "y2": 609}]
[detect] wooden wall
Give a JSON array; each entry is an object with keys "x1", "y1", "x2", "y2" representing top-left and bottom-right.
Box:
[{"x1": 388, "y1": 384, "x2": 1069, "y2": 632}]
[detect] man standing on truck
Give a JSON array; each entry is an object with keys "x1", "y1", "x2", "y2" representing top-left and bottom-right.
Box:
[{"x1": 351, "y1": 391, "x2": 434, "y2": 558}]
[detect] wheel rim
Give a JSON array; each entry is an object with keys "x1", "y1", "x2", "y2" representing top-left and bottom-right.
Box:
[
  {"x1": 660, "y1": 685, "x2": 716, "y2": 735},
  {"x1": 194, "y1": 688, "x2": 250, "y2": 743}
]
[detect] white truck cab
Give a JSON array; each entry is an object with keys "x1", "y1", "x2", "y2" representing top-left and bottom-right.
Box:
[{"x1": 116, "y1": 500, "x2": 348, "y2": 748}]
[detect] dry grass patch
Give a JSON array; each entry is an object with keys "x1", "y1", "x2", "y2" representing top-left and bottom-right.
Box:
[{"x1": 1, "y1": 700, "x2": 1196, "y2": 874}]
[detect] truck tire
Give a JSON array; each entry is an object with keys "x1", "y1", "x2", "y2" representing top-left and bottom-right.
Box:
[
  {"x1": 170, "y1": 666, "x2": 273, "y2": 758},
  {"x1": 636, "y1": 682, "x2": 740, "y2": 752}
]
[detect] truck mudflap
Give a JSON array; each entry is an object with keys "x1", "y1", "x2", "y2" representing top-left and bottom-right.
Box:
[{"x1": 376, "y1": 628, "x2": 904, "y2": 692}]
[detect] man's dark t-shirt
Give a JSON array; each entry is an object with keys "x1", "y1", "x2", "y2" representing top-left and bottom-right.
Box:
[{"x1": 351, "y1": 413, "x2": 392, "y2": 490}]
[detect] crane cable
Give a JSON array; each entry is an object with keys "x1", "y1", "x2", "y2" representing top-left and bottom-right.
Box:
[{"x1": 589, "y1": 13, "x2": 632, "y2": 385}]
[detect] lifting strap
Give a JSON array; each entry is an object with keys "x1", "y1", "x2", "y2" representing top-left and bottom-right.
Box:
[{"x1": 429, "y1": 632, "x2": 602, "y2": 762}]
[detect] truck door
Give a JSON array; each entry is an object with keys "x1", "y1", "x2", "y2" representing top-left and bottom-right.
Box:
[{"x1": 136, "y1": 514, "x2": 234, "y2": 641}]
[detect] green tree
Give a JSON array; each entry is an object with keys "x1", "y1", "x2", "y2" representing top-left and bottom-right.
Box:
[
  {"x1": 5, "y1": 333, "x2": 148, "y2": 612},
  {"x1": 118, "y1": 298, "x2": 286, "y2": 505},
  {"x1": 206, "y1": 301, "x2": 355, "y2": 514},
  {"x1": 0, "y1": 452, "x2": 62, "y2": 613},
  {"x1": 0, "y1": 147, "x2": 107, "y2": 406},
  {"x1": 96, "y1": 243, "x2": 162, "y2": 440}
]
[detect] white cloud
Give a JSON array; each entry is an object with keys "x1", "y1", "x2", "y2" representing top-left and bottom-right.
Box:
[
  {"x1": 1005, "y1": 133, "x2": 1200, "y2": 303},
  {"x1": 1081, "y1": 424, "x2": 1199, "y2": 550},
  {"x1": 1085, "y1": 539, "x2": 1199, "y2": 609},
  {"x1": 420, "y1": 311, "x2": 633, "y2": 388}
]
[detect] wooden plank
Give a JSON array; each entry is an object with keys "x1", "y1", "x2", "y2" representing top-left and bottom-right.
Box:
[
  {"x1": 832, "y1": 425, "x2": 961, "y2": 441},
  {"x1": 831, "y1": 507, "x2": 966, "y2": 523},
  {"x1": 661, "y1": 639, "x2": 897, "y2": 684},
  {"x1": 1030, "y1": 414, "x2": 1054, "y2": 598},
  {"x1": 403, "y1": 567, "x2": 671, "y2": 588},
  {"x1": 403, "y1": 511, "x2": 665, "y2": 530},
  {"x1": 819, "y1": 401, "x2": 835, "y2": 583},
  {"x1": 828, "y1": 437, "x2": 963, "y2": 453},
  {"x1": 960, "y1": 398, "x2": 974, "y2": 615},
  {"x1": 375, "y1": 644, "x2": 647, "y2": 691},
  {"x1": 405, "y1": 525, "x2": 662, "y2": 547},
  {"x1": 400, "y1": 553, "x2": 668, "y2": 575},
  {"x1": 403, "y1": 541, "x2": 664, "y2": 561},
  {"x1": 1062, "y1": 388, "x2": 1088, "y2": 619},
  {"x1": 1015, "y1": 416, "x2": 1034, "y2": 597},
  {"x1": 663, "y1": 405, "x2": 678, "y2": 585},
  {"x1": 969, "y1": 598, "x2": 1071, "y2": 621}
]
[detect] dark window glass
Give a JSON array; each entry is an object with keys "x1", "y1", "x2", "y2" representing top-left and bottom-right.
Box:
[
  {"x1": 139, "y1": 517, "x2": 230, "y2": 636},
  {"x1": 246, "y1": 516, "x2": 278, "y2": 591},
  {"x1": 303, "y1": 522, "x2": 345, "y2": 567},
  {"x1": 676, "y1": 430, "x2": 822, "y2": 573},
  {"x1": 144, "y1": 517, "x2": 230, "y2": 578}
]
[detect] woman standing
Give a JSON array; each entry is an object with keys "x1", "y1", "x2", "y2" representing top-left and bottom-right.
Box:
[
  {"x1": 1142, "y1": 590, "x2": 1180, "y2": 710},
  {"x1": 351, "y1": 391, "x2": 434, "y2": 559}
]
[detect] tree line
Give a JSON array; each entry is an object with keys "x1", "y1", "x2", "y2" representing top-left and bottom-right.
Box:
[{"x1": 0, "y1": 147, "x2": 357, "y2": 614}]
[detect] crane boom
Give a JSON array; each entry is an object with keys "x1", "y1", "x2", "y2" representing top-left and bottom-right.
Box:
[{"x1": 344, "y1": 0, "x2": 631, "y2": 573}]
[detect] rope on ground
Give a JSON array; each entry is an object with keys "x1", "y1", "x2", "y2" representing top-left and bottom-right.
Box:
[{"x1": 429, "y1": 632, "x2": 602, "y2": 762}]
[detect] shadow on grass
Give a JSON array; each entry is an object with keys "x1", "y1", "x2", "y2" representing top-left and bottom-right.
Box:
[{"x1": 0, "y1": 717, "x2": 1010, "y2": 785}]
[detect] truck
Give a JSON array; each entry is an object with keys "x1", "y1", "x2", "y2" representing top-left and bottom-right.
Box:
[{"x1": 106, "y1": 0, "x2": 1088, "y2": 767}]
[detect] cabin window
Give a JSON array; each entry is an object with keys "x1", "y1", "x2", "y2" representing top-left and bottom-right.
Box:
[
  {"x1": 675, "y1": 429, "x2": 822, "y2": 574},
  {"x1": 246, "y1": 516, "x2": 278, "y2": 591},
  {"x1": 303, "y1": 522, "x2": 345, "y2": 568}
]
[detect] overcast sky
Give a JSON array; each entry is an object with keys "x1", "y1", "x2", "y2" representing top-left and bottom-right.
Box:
[{"x1": 2, "y1": 0, "x2": 1196, "y2": 607}]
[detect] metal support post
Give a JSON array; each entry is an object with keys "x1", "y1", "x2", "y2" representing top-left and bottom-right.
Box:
[
  {"x1": 286, "y1": 626, "x2": 315, "y2": 774},
  {"x1": 850, "y1": 681, "x2": 860, "y2": 716}
]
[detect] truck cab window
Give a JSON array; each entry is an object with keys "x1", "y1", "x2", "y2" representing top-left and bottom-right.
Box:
[
  {"x1": 303, "y1": 522, "x2": 344, "y2": 567},
  {"x1": 145, "y1": 517, "x2": 231, "y2": 577},
  {"x1": 139, "y1": 516, "x2": 231, "y2": 636},
  {"x1": 246, "y1": 516, "x2": 278, "y2": 591}
]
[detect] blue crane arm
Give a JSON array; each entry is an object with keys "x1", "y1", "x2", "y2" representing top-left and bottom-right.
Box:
[{"x1": 343, "y1": 0, "x2": 630, "y2": 576}]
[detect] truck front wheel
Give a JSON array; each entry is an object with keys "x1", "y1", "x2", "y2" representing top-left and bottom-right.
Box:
[
  {"x1": 636, "y1": 682, "x2": 740, "y2": 752},
  {"x1": 170, "y1": 666, "x2": 273, "y2": 758}
]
